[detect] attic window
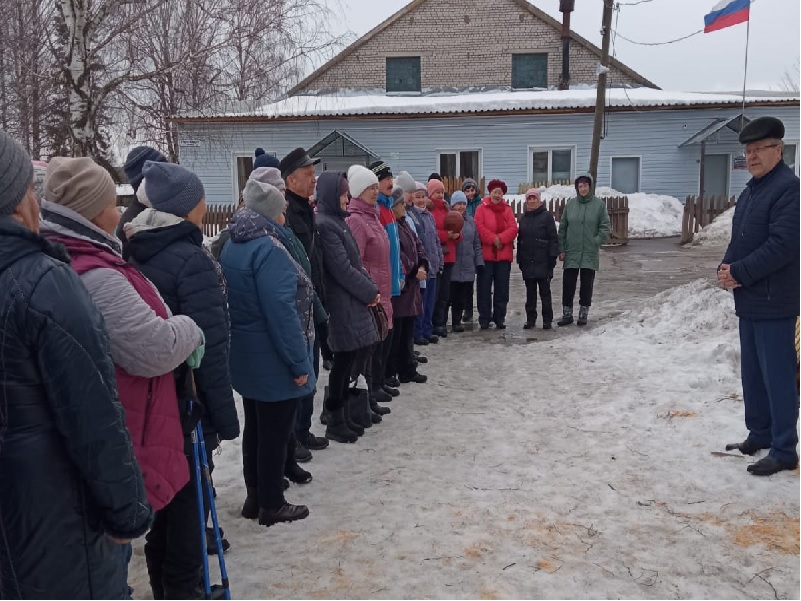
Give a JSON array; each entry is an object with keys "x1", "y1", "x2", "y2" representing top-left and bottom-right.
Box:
[
  {"x1": 512, "y1": 53, "x2": 547, "y2": 89},
  {"x1": 386, "y1": 57, "x2": 421, "y2": 93}
]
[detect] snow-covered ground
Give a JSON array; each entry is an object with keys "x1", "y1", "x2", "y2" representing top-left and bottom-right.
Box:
[
  {"x1": 129, "y1": 238, "x2": 799, "y2": 600},
  {"x1": 692, "y1": 206, "x2": 735, "y2": 247},
  {"x1": 506, "y1": 185, "x2": 684, "y2": 239}
]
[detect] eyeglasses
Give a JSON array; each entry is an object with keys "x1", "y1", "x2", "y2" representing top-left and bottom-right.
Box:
[
  {"x1": 464, "y1": 186, "x2": 476, "y2": 191},
  {"x1": 744, "y1": 143, "x2": 780, "y2": 156}
]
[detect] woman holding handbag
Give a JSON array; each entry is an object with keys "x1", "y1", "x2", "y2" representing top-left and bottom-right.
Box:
[{"x1": 315, "y1": 170, "x2": 382, "y2": 442}]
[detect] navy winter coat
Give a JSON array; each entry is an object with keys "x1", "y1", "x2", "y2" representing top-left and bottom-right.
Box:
[
  {"x1": 723, "y1": 160, "x2": 800, "y2": 320},
  {"x1": 285, "y1": 188, "x2": 326, "y2": 306},
  {"x1": 315, "y1": 172, "x2": 381, "y2": 352},
  {"x1": 127, "y1": 221, "x2": 240, "y2": 447},
  {"x1": 220, "y1": 209, "x2": 316, "y2": 402},
  {"x1": 517, "y1": 205, "x2": 559, "y2": 280},
  {"x1": 0, "y1": 217, "x2": 152, "y2": 599}
]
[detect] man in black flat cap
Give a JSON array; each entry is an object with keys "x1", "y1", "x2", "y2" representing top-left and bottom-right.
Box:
[
  {"x1": 279, "y1": 148, "x2": 330, "y2": 461},
  {"x1": 719, "y1": 116, "x2": 800, "y2": 476}
]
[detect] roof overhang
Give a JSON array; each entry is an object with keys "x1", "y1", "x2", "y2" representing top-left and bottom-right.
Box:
[
  {"x1": 307, "y1": 130, "x2": 380, "y2": 159},
  {"x1": 679, "y1": 113, "x2": 751, "y2": 147}
]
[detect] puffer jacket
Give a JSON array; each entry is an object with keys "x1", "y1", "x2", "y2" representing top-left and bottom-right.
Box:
[
  {"x1": 558, "y1": 173, "x2": 611, "y2": 271},
  {"x1": 347, "y1": 196, "x2": 394, "y2": 326},
  {"x1": 517, "y1": 205, "x2": 559, "y2": 280},
  {"x1": 393, "y1": 217, "x2": 428, "y2": 318},
  {"x1": 220, "y1": 208, "x2": 316, "y2": 402},
  {"x1": 411, "y1": 205, "x2": 443, "y2": 275},
  {"x1": 431, "y1": 196, "x2": 460, "y2": 264},
  {"x1": 126, "y1": 211, "x2": 240, "y2": 449},
  {"x1": 378, "y1": 192, "x2": 404, "y2": 295},
  {"x1": 474, "y1": 197, "x2": 519, "y2": 262},
  {"x1": 41, "y1": 201, "x2": 200, "y2": 511},
  {"x1": 315, "y1": 172, "x2": 381, "y2": 351},
  {"x1": 285, "y1": 188, "x2": 326, "y2": 307},
  {"x1": 723, "y1": 160, "x2": 800, "y2": 320},
  {"x1": 451, "y1": 213, "x2": 484, "y2": 282},
  {"x1": 0, "y1": 216, "x2": 152, "y2": 599}
]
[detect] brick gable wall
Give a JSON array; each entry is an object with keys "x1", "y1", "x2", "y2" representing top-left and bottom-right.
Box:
[{"x1": 295, "y1": 0, "x2": 645, "y2": 94}]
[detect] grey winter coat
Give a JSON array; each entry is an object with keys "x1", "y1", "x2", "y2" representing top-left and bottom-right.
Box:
[
  {"x1": 451, "y1": 213, "x2": 484, "y2": 282},
  {"x1": 41, "y1": 201, "x2": 203, "y2": 377},
  {"x1": 410, "y1": 205, "x2": 443, "y2": 275},
  {"x1": 315, "y1": 172, "x2": 381, "y2": 352}
]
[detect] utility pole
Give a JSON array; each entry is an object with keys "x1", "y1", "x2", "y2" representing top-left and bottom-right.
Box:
[{"x1": 589, "y1": 0, "x2": 614, "y2": 188}]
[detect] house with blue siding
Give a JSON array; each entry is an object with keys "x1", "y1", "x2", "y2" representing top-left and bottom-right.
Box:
[{"x1": 173, "y1": 0, "x2": 799, "y2": 205}]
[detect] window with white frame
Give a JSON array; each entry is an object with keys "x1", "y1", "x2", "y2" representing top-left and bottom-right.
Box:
[
  {"x1": 610, "y1": 156, "x2": 641, "y2": 193},
  {"x1": 530, "y1": 147, "x2": 573, "y2": 184},
  {"x1": 234, "y1": 152, "x2": 276, "y2": 200},
  {"x1": 438, "y1": 150, "x2": 480, "y2": 179},
  {"x1": 783, "y1": 143, "x2": 797, "y2": 174}
]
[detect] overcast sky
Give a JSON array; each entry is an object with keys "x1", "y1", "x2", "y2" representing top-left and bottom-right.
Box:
[{"x1": 329, "y1": 0, "x2": 800, "y2": 92}]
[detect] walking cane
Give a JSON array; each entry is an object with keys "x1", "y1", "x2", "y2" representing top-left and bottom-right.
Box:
[{"x1": 189, "y1": 398, "x2": 232, "y2": 600}]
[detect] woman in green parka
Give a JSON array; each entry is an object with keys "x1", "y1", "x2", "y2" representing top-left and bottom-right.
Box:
[{"x1": 557, "y1": 173, "x2": 611, "y2": 326}]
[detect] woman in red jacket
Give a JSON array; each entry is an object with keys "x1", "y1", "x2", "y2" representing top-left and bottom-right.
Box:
[
  {"x1": 428, "y1": 178, "x2": 460, "y2": 338},
  {"x1": 474, "y1": 179, "x2": 519, "y2": 330}
]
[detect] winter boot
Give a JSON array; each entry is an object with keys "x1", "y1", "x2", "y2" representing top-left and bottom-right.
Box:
[
  {"x1": 577, "y1": 305, "x2": 590, "y2": 326},
  {"x1": 348, "y1": 389, "x2": 373, "y2": 430},
  {"x1": 452, "y1": 309, "x2": 465, "y2": 332},
  {"x1": 285, "y1": 462, "x2": 313, "y2": 484},
  {"x1": 557, "y1": 306, "x2": 573, "y2": 326},
  {"x1": 241, "y1": 487, "x2": 258, "y2": 520},
  {"x1": 370, "y1": 398, "x2": 390, "y2": 416},
  {"x1": 320, "y1": 385, "x2": 330, "y2": 425},
  {"x1": 342, "y1": 401, "x2": 364, "y2": 437},
  {"x1": 325, "y1": 407, "x2": 358, "y2": 443},
  {"x1": 372, "y1": 387, "x2": 393, "y2": 403}
]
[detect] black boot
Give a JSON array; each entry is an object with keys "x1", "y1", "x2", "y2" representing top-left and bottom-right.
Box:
[
  {"x1": 285, "y1": 461, "x2": 313, "y2": 484},
  {"x1": 325, "y1": 407, "x2": 358, "y2": 443},
  {"x1": 747, "y1": 455, "x2": 799, "y2": 476},
  {"x1": 452, "y1": 310, "x2": 465, "y2": 332},
  {"x1": 241, "y1": 487, "x2": 258, "y2": 519},
  {"x1": 557, "y1": 306, "x2": 573, "y2": 326},
  {"x1": 320, "y1": 385, "x2": 330, "y2": 425},
  {"x1": 370, "y1": 398, "x2": 390, "y2": 416},
  {"x1": 577, "y1": 305, "x2": 589, "y2": 326},
  {"x1": 348, "y1": 389, "x2": 373, "y2": 430},
  {"x1": 382, "y1": 385, "x2": 400, "y2": 397},
  {"x1": 372, "y1": 387, "x2": 393, "y2": 403},
  {"x1": 258, "y1": 503, "x2": 309, "y2": 527}
]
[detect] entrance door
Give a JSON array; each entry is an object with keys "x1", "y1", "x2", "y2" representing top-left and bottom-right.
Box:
[{"x1": 702, "y1": 154, "x2": 729, "y2": 198}]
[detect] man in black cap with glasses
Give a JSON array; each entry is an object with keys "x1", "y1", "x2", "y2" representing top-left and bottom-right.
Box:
[
  {"x1": 279, "y1": 148, "x2": 330, "y2": 462},
  {"x1": 719, "y1": 116, "x2": 800, "y2": 476}
]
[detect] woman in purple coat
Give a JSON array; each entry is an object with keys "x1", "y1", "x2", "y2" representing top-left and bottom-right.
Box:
[{"x1": 387, "y1": 193, "x2": 429, "y2": 384}]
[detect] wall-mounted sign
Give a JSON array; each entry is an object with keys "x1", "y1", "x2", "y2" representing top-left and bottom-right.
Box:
[
  {"x1": 179, "y1": 139, "x2": 202, "y2": 148},
  {"x1": 732, "y1": 155, "x2": 747, "y2": 170}
]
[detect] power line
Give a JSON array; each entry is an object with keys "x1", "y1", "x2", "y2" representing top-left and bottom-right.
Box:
[
  {"x1": 618, "y1": 0, "x2": 657, "y2": 5},
  {"x1": 613, "y1": 28, "x2": 704, "y2": 46}
]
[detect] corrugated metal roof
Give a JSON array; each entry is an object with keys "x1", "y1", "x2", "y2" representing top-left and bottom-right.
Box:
[{"x1": 175, "y1": 88, "x2": 799, "y2": 122}]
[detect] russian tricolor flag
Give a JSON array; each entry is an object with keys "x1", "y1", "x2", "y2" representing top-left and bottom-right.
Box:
[{"x1": 704, "y1": 0, "x2": 750, "y2": 33}]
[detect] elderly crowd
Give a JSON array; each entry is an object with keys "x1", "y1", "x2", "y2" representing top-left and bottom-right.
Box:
[{"x1": 0, "y1": 126, "x2": 614, "y2": 599}]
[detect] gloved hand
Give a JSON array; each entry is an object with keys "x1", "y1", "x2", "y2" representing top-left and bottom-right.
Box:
[{"x1": 187, "y1": 329, "x2": 206, "y2": 369}]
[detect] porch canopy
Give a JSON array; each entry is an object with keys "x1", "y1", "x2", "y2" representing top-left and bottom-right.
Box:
[
  {"x1": 308, "y1": 130, "x2": 380, "y2": 163},
  {"x1": 678, "y1": 113, "x2": 751, "y2": 147}
]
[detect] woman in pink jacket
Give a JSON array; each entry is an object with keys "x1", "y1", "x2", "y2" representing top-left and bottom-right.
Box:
[{"x1": 474, "y1": 179, "x2": 519, "y2": 330}]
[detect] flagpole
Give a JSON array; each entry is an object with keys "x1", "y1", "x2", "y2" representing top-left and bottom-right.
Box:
[{"x1": 740, "y1": 2, "x2": 752, "y2": 131}]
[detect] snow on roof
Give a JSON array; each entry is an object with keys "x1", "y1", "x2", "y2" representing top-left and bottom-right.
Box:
[{"x1": 183, "y1": 88, "x2": 799, "y2": 121}]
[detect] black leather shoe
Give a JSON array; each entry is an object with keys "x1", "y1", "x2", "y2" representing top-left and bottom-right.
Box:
[
  {"x1": 301, "y1": 432, "x2": 329, "y2": 450},
  {"x1": 523, "y1": 323, "x2": 534, "y2": 330},
  {"x1": 495, "y1": 323, "x2": 506, "y2": 330},
  {"x1": 370, "y1": 401, "x2": 390, "y2": 415},
  {"x1": 386, "y1": 376, "x2": 400, "y2": 387},
  {"x1": 427, "y1": 335, "x2": 440, "y2": 344},
  {"x1": 372, "y1": 388, "x2": 393, "y2": 403},
  {"x1": 382, "y1": 385, "x2": 400, "y2": 397},
  {"x1": 747, "y1": 455, "x2": 798, "y2": 476},
  {"x1": 725, "y1": 439, "x2": 771, "y2": 456},
  {"x1": 479, "y1": 322, "x2": 490, "y2": 330},
  {"x1": 206, "y1": 527, "x2": 230, "y2": 555},
  {"x1": 542, "y1": 322, "x2": 552, "y2": 330},
  {"x1": 452, "y1": 323, "x2": 465, "y2": 332},
  {"x1": 416, "y1": 355, "x2": 428, "y2": 364},
  {"x1": 285, "y1": 463, "x2": 313, "y2": 484},
  {"x1": 399, "y1": 372, "x2": 428, "y2": 384},
  {"x1": 432, "y1": 328, "x2": 447, "y2": 338},
  {"x1": 258, "y1": 503, "x2": 309, "y2": 526},
  {"x1": 414, "y1": 337, "x2": 429, "y2": 346}
]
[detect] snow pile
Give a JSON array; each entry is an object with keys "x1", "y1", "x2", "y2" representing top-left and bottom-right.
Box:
[
  {"x1": 590, "y1": 278, "x2": 739, "y2": 381},
  {"x1": 692, "y1": 206, "x2": 734, "y2": 247},
  {"x1": 507, "y1": 184, "x2": 683, "y2": 238}
]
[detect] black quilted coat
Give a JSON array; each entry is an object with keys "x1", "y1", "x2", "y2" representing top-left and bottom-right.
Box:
[
  {"x1": 0, "y1": 216, "x2": 152, "y2": 599},
  {"x1": 517, "y1": 205, "x2": 559, "y2": 280},
  {"x1": 127, "y1": 221, "x2": 240, "y2": 448},
  {"x1": 314, "y1": 172, "x2": 380, "y2": 353}
]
